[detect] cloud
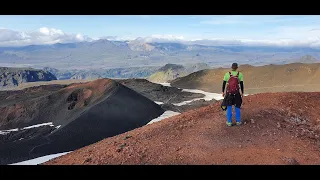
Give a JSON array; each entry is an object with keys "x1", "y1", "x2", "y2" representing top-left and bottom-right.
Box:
[
  {"x1": 199, "y1": 15, "x2": 315, "y2": 25},
  {"x1": 99, "y1": 36, "x2": 136, "y2": 41},
  {"x1": 139, "y1": 15, "x2": 170, "y2": 19},
  {"x1": 131, "y1": 34, "x2": 185, "y2": 43},
  {"x1": 0, "y1": 27, "x2": 93, "y2": 47},
  {"x1": 1, "y1": 23, "x2": 320, "y2": 48},
  {"x1": 200, "y1": 15, "x2": 253, "y2": 25},
  {"x1": 148, "y1": 34, "x2": 185, "y2": 41},
  {"x1": 121, "y1": 29, "x2": 320, "y2": 48},
  {"x1": 188, "y1": 38, "x2": 320, "y2": 48},
  {"x1": 139, "y1": 15, "x2": 151, "y2": 20}
]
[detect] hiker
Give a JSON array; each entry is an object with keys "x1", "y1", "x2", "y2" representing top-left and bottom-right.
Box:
[{"x1": 221, "y1": 63, "x2": 244, "y2": 127}]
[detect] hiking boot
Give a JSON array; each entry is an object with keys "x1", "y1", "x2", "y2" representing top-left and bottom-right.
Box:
[
  {"x1": 236, "y1": 122, "x2": 242, "y2": 126},
  {"x1": 226, "y1": 122, "x2": 233, "y2": 127}
]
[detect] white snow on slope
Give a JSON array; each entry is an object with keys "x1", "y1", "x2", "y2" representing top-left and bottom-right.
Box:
[
  {"x1": 22, "y1": 122, "x2": 54, "y2": 130},
  {"x1": 147, "y1": 111, "x2": 181, "y2": 125},
  {"x1": 158, "y1": 82, "x2": 171, "y2": 87},
  {"x1": 0, "y1": 122, "x2": 59, "y2": 135},
  {"x1": 10, "y1": 152, "x2": 71, "y2": 165},
  {"x1": 182, "y1": 89, "x2": 224, "y2": 100},
  {"x1": 173, "y1": 89, "x2": 224, "y2": 106},
  {"x1": 0, "y1": 128, "x2": 18, "y2": 135},
  {"x1": 154, "y1": 101, "x2": 164, "y2": 105},
  {"x1": 156, "y1": 82, "x2": 250, "y2": 106}
]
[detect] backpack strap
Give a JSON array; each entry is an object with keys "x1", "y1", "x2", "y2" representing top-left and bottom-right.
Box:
[
  {"x1": 236, "y1": 71, "x2": 239, "y2": 77},
  {"x1": 229, "y1": 72, "x2": 232, "y2": 77}
]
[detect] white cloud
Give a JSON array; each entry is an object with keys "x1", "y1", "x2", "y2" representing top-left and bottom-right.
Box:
[
  {"x1": 199, "y1": 15, "x2": 317, "y2": 25},
  {"x1": 125, "y1": 34, "x2": 186, "y2": 43},
  {"x1": 0, "y1": 27, "x2": 93, "y2": 47},
  {"x1": 1, "y1": 23, "x2": 320, "y2": 48},
  {"x1": 189, "y1": 38, "x2": 320, "y2": 48},
  {"x1": 99, "y1": 36, "x2": 136, "y2": 41},
  {"x1": 139, "y1": 15, "x2": 170, "y2": 19},
  {"x1": 200, "y1": 15, "x2": 253, "y2": 25},
  {"x1": 139, "y1": 15, "x2": 151, "y2": 20},
  {"x1": 148, "y1": 34, "x2": 185, "y2": 42}
]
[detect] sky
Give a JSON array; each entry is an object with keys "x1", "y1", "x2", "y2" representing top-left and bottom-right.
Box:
[{"x1": 1, "y1": 15, "x2": 320, "y2": 47}]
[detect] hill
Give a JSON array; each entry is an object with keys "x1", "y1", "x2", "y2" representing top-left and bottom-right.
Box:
[
  {"x1": 148, "y1": 63, "x2": 209, "y2": 83},
  {"x1": 170, "y1": 62, "x2": 320, "y2": 94},
  {"x1": 0, "y1": 67, "x2": 57, "y2": 90},
  {"x1": 44, "y1": 92, "x2": 320, "y2": 165},
  {"x1": 0, "y1": 78, "x2": 164, "y2": 165},
  {"x1": 292, "y1": 55, "x2": 319, "y2": 64}
]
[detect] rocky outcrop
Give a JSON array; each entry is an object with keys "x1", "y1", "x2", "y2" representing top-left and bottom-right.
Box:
[{"x1": 0, "y1": 67, "x2": 57, "y2": 90}]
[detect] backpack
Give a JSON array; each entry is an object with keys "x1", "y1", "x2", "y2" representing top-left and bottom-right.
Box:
[{"x1": 226, "y1": 71, "x2": 240, "y2": 94}]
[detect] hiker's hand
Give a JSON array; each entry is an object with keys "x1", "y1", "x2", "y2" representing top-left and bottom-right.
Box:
[{"x1": 222, "y1": 93, "x2": 225, "y2": 97}]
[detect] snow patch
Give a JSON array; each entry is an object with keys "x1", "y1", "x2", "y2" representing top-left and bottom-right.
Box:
[
  {"x1": 154, "y1": 101, "x2": 164, "y2": 105},
  {"x1": 158, "y1": 82, "x2": 171, "y2": 87},
  {"x1": 22, "y1": 122, "x2": 54, "y2": 130},
  {"x1": 10, "y1": 151, "x2": 71, "y2": 165},
  {"x1": 172, "y1": 89, "x2": 224, "y2": 106},
  {"x1": 0, "y1": 128, "x2": 19, "y2": 135},
  {"x1": 0, "y1": 122, "x2": 61, "y2": 135},
  {"x1": 147, "y1": 111, "x2": 180, "y2": 125},
  {"x1": 183, "y1": 89, "x2": 224, "y2": 101}
]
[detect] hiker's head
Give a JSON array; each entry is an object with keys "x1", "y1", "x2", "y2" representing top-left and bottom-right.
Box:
[{"x1": 231, "y1": 63, "x2": 238, "y2": 70}]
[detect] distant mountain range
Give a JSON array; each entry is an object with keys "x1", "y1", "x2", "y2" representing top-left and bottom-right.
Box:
[
  {"x1": 43, "y1": 66, "x2": 160, "y2": 80},
  {"x1": 43, "y1": 62, "x2": 210, "y2": 81},
  {"x1": 1, "y1": 54, "x2": 319, "y2": 90},
  {"x1": 0, "y1": 39, "x2": 319, "y2": 71}
]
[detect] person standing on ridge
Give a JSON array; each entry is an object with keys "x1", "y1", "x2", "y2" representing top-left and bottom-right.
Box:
[{"x1": 222, "y1": 63, "x2": 244, "y2": 127}]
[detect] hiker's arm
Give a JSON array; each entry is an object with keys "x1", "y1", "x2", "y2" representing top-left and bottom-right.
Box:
[
  {"x1": 222, "y1": 81, "x2": 226, "y2": 93},
  {"x1": 240, "y1": 81, "x2": 244, "y2": 94},
  {"x1": 239, "y1": 72, "x2": 244, "y2": 94}
]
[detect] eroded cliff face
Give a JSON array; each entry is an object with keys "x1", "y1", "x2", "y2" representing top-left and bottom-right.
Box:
[{"x1": 0, "y1": 67, "x2": 57, "y2": 89}]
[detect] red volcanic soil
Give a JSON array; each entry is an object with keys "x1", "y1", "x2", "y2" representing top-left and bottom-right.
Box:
[{"x1": 45, "y1": 92, "x2": 320, "y2": 165}]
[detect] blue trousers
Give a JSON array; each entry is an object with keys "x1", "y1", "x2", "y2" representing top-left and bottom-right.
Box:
[{"x1": 226, "y1": 106, "x2": 241, "y2": 123}]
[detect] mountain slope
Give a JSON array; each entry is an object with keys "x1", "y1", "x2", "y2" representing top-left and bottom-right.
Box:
[
  {"x1": 170, "y1": 63, "x2": 320, "y2": 94},
  {"x1": 0, "y1": 78, "x2": 164, "y2": 165},
  {"x1": 0, "y1": 67, "x2": 57, "y2": 90},
  {"x1": 43, "y1": 66, "x2": 160, "y2": 80},
  {"x1": 148, "y1": 63, "x2": 210, "y2": 83},
  {"x1": 44, "y1": 92, "x2": 320, "y2": 165},
  {"x1": 293, "y1": 55, "x2": 319, "y2": 64},
  {"x1": 148, "y1": 64, "x2": 187, "y2": 83},
  {"x1": 115, "y1": 78, "x2": 204, "y2": 104}
]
